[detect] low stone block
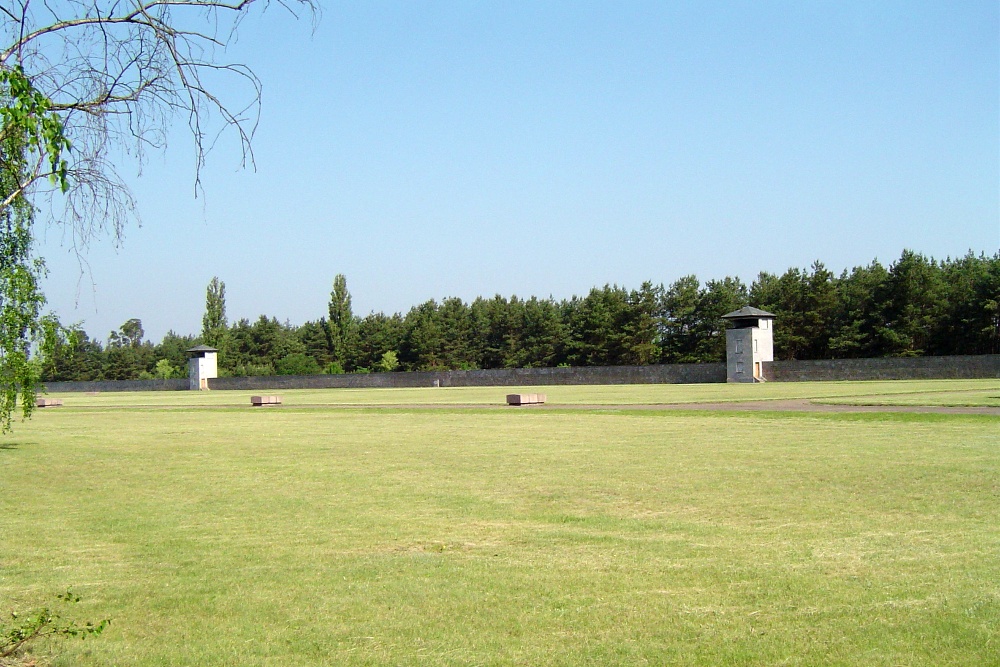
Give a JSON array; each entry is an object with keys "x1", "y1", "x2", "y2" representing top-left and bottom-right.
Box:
[
  {"x1": 35, "y1": 398, "x2": 63, "y2": 408},
  {"x1": 251, "y1": 395, "x2": 282, "y2": 406},
  {"x1": 506, "y1": 393, "x2": 546, "y2": 406}
]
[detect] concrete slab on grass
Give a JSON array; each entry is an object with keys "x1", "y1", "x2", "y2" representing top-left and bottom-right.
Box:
[
  {"x1": 251, "y1": 395, "x2": 282, "y2": 406},
  {"x1": 506, "y1": 393, "x2": 546, "y2": 406}
]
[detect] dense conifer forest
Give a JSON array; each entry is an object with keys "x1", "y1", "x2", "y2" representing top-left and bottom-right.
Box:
[{"x1": 41, "y1": 250, "x2": 1000, "y2": 381}]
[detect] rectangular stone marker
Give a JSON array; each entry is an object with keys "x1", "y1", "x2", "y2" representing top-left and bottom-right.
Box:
[
  {"x1": 251, "y1": 395, "x2": 282, "y2": 406},
  {"x1": 35, "y1": 398, "x2": 63, "y2": 408},
  {"x1": 506, "y1": 394, "x2": 546, "y2": 406}
]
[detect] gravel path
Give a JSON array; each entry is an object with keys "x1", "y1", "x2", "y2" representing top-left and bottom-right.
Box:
[
  {"x1": 289, "y1": 400, "x2": 1000, "y2": 415},
  {"x1": 566, "y1": 399, "x2": 1000, "y2": 415},
  {"x1": 75, "y1": 400, "x2": 1000, "y2": 415}
]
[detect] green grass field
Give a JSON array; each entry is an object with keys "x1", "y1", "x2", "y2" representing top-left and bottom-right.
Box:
[
  {"x1": 2, "y1": 381, "x2": 998, "y2": 665},
  {"x1": 37, "y1": 377, "x2": 1000, "y2": 408}
]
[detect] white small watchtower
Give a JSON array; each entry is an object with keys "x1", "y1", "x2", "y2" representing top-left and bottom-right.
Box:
[
  {"x1": 722, "y1": 307, "x2": 775, "y2": 383},
  {"x1": 186, "y1": 345, "x2": 218, "y2": 390}
]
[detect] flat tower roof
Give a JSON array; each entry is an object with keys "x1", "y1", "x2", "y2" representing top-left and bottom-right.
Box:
[{"x1": 721, "y1": 306, "x2": 776, "y2": 319}]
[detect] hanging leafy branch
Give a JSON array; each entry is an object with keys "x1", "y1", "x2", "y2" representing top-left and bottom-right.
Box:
[
  {"x1": 0, "y1": 66, "x2": 70, "y2": 207},
  {"x1": 1, "y1": 0, "x2": 317, "y2": 248},
  {"x1": 0, "y1": 0, "x2": 315, "y2": 430},
  {"x1": 0, "y1": 63, "x2": 54, "y2": 432}
]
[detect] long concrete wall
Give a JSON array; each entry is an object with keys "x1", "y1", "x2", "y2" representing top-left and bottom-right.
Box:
[
  {"x1": 207, "y1": 363, "x2": 727, "y2": 391},
  {"x1": 42, "y1": 378, "x2": 190, "y2": 393},
  {"x1": 39, "y1": 354, "x2": 1000, "y2": 393},
  {"x1": 763, "y1": 354, "x2": 1000, "y2": 382}
]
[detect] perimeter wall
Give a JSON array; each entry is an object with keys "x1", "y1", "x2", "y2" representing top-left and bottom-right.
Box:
[
  {"x1": 40, "y1": 354, "x2": 1000, "y2": 393},
  {"x1": 42, "y1": 378, "x2": 189, "y2": 393},
  {"x1": 206, "y1": 363, "x2": 727, "y2": 391},
  {"x1": 762, "y1": 354, "x2": 1000, "y2": 382}
]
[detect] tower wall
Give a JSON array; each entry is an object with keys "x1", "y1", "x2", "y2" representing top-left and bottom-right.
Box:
[
  {"x1": 188, "y1": 352, "x2": 218, "y2": 390},
  {"x1": 725, "y1": 328, "x2": 755, "y2": 382},
  {"x1": 725, "y1": 316, "x2": 774, "y2": 382}
]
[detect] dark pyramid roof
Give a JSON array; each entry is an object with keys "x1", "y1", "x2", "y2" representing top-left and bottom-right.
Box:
[
  {"x1": 186, "y1": 344, "x2": 218, "y2": 353},
  {"x1": 721, "y1": 306, "x2": 776, "y2": 319}
]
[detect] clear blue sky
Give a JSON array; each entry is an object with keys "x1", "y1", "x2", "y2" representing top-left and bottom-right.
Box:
[{"x1": 37, "y1": 0, "x2": 999, "y2": 344}]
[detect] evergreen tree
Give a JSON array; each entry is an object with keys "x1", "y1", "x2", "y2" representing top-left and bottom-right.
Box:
[
  {"x1": 514, "y1": 296, "x2": 568, "y2": 368},
  {"x1": 275, "y1": 352, "x2": 322, "y2": 375},
  {"x1": 661, "y1": 276, "x2": 746, "y2": 363},
  {"x1": 297, "y1": 320, "x2": 333, "y2": 369},
  {"x1": 470, "y1": 295, "x2": 524, "y2": 369},
  {"x1": 566, "y1": 285, "x2": 633, "y2": 366},
  {"x1": 32, "y1": 251, "x2": 1000, "y2": 382},
  {"x1": 879, "y1": 250, "x2": 945, "y2": 356},
  {"x1": 829, "y1": 261, "x2": 890, "y2": 358},
  {"x1": 660, "y1": 275, "x2": 704, "y2": 363},
  {"x1": 104, "y1": 319, "x2": 153, "y2": 379},
  {"x1": 156, "y1": 331, "x2": 197, "y2": 376},
  {"x1": 937, "y1": 253, "x2": 1000, "y2": 355},
  {"x1": 438, "y1": 297, "x2": 477, "y2": 369},
  {"x1": 399, "y1": 300, "x2": 445, "y2": 371},
  {"x1": 40, "y1": 325, "x2": 104, "y2": 382},
  {"x1": 702, "y1": 278, "x2": 748, "y2": 361},
  {"x1": 750, "y1": 262, "x2": 837, "y2": 360},
  {"x1": 223, "y1": 316, "x2": 304, "y2": 376},
  {"x1": 622, "y1": 282, "x2": 663, "y2": 365},
  {"x1": 354, "y1": 312, "x2": 405, "y2": 371}
]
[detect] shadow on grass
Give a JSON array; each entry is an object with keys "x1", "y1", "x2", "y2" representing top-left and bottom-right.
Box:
[{"x1": 0, "y1": 442, "x2": 22, "y2": 450}]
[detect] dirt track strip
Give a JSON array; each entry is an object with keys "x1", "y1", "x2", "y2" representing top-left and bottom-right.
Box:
[
  {"x1": 584, "y1": 399, "x2": 1000, "y2": 415},
  {"x1": 300, "y1": 400, "x2": 1000, "y2": 414},
  {"x1": 61, "y1": 400, "x2": 1000, "y2": 414}
]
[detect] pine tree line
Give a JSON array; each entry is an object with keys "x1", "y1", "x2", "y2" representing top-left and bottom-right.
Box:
[{"x1": 40, "y1": 250, "x2": 1000, "y2": 381}]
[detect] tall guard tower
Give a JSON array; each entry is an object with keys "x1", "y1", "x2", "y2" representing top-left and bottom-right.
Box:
[
  {"x1": 721, "y1": 307, "x2": 775, "y2": 383},
  {"x1": 186, "y1": 345, "x2": 218, "y2": 390}
]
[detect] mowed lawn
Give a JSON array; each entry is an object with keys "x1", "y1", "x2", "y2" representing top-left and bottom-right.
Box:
[
  {"x1": 1, "y1": 384, "x2": 998, "y2": 665},
  {"x1": 36, "y1": 377, "x2": 1000, "y2": 408}
]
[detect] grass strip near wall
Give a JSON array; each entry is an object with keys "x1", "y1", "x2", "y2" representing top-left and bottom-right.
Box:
[
  {"x1": 1, "y1": 402, "x2": 997, "y2": 665},
  {"x1": 37, "y1": 378, "x2": 1000, "y2": 409},
  {"x1": 815, "y1": 388, "x2": 1000, "y2": 407}
]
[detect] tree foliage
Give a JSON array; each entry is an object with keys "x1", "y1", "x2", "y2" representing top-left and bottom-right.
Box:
[
  {"x1": 327, "y1": 274, "x2": 356, "y2": 369},
  {"x1": 0, "y1": 206, "x2": 47, "y2": 430},
  {"x1": 0, "y1": 0, "x2": 317, "y2": 240},
  {"x1": 0, "y1": 63, "x2": 57, "y2": 430},
  {"x1": 202, "y1": 276, "x2": 228, "y2": 349},
  {"x1": 0, "y1": 0, "x2": 315, "y2": 429},
  {"x1": 37, "y1": 251, "x2": 1000, "y2": 383}
]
